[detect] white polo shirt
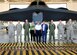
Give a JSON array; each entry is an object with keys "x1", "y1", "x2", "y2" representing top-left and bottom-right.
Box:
[{"x1": 35, "y1": 24, "x2": 42, "y2": 30}]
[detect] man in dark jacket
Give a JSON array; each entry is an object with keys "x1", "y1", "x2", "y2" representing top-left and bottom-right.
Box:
[{"x1": 41, "y1": 21, "x2": 48, "y2": 43}]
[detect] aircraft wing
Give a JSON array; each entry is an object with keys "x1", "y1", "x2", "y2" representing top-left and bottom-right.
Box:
[{"x1": 0, "y1": 5, "x2": 77, "y2": 22}]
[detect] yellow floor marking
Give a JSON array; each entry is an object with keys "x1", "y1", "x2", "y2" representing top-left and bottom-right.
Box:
[
  {"x1": 66, "y1": 50, "x2": 76, "y2": 55},
  {"x1": 4, "y1": 50, "x2": 9, "y2": 55},
  {"x1": 39, "y1": 50, "x2": 44, "y2": 55},
  {"x1": 44, "y1": 44, "x2": 48, "y2": 49},
  {"x1": 0, "y1": 50, "x2": 4, "y2": 55},
  {"x1": 49, "y1": 43, "x2": 53, "y2": 46},
  {"x1": 17, "y1": 50, "x2": 20, "y2": 55},
  {"x1": 56, "y1": 50, "x2": 63, "y2": 55},
  {"x1": 29, "y1": 50, "x2": 32, "y2": 55},
  {"x1": 33, "y1": 50, "x2": 38, "y2": 55},
  {"x1": 50, "y1": 50, "x2": 57, "y2": 55},
  {"x1": 39, "y1": 43, "x2": 42, "y2": 47},
  {"x1": 2, "y1": 47, "x2": 5, "y2": 50},
  {"x1": 72, "y1": 50, "x2": 77, "y2": 53},
  {"x1": 47, "y1": 43, "x2": 50, "y2": 48},
  {"x1": 61, "y1": 50, "x2": 70, "y2": 55},
  {"x1": 45, "y1": 50, "x2": 51, "y2": 55},
  {"x1": 10, "y1": 50, "x2": 14, "y2": 55},
  {"x1": 23, "y1": 50, "x2": 26, "y2": 55}
]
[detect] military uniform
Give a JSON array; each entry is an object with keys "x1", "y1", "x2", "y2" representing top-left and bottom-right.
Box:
[
  {"x1": 49, "y1": 23, "x2": 55, "y2": 43},
  {"x1": 66, "y1": 21, "x2": 74, "y2": 43},
  {"x1": 16, "y1": 23, "x2": 22, "y2": 43},
  {"x1": 73, "y1": 21, "x2": 77, "y2": 34},
  {"x1": 57, "y1": 23, "x2": 65, "y2": 43},
  {"x1": 8, "y1": 23, "x2": 15, "y2": 43},
  {"x1": 23, "y1": 23, "x2": 30, "y2": 42}
]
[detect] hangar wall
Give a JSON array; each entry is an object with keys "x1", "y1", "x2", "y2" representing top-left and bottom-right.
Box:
[
  {"x1": 0, "y1": 2, "x2": 9, "y2": 12},
  {"x1": 67, "y1": 2, "x2": 77, "y2": 11},
  {"x1": 0, "y1": 2, "x2": 77, "y2": 12}
]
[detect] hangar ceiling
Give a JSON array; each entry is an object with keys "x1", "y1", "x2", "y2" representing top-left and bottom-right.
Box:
[{"x1": 0, "y1": 0, "x2": 77, "y2": 2}]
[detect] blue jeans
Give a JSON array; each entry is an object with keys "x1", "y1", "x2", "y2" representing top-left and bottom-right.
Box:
[{"x1": 42, "y1": 31, "x2": 47, "y2": 43}]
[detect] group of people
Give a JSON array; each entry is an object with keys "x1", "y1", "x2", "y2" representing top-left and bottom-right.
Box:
[{"x1": 7, "y1": 19, "x2": 77, "y2": 44}]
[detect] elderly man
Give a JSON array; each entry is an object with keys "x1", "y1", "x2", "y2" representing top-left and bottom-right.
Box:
[
  {"x1": 8, "y1": 21, "x2": 16, "y2": 43},
  {"x1": 16, "y1": 21, "x2": 22, "y2": 43},
  {"x1": 41, "y1": 21, "x2": 48, "y2": 43},
  {"x1": 23, "y1": 19, "x2": 30, "y2": 42}
]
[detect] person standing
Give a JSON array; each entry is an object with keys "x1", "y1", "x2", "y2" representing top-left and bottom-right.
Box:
[
  {"x1": 49, "y1": 20, "x2": 55, "y2": 44},
  {"x1": 73, "y1": 20, "x2": 77, "y2": 35},
  {"x1": 30, "y1": 21, "x2": 35, "y2": 42},
  {"x1": 16, "y1": 21, "x2": 22, "y2": 43},
  {"x1": 57, "y1": 20, "x2": 65, "y2": 44},
  {"x1": 35, "y1": 21, "x2": 42, "y2": 43},
  {"x1": 41, "y1": 21, "x2": 48, "y2": 43},
  {"x1": 8, "y1": 21, "x2": 16, "y2": 43},
  {"x1": 66, "y1": 19, "x2": 74, "y2": 43},
  {"x1": 23, "y1": 19, "x2": 30, "y2": 42}
]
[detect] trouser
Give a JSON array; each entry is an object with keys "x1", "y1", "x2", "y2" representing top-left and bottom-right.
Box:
[
  {"x1": 49, "y1": 32, "x2": 55, "y2": 43},
  {"x1": 66, "y1": 29, "x2": 74, "y2": 43},
  {"x1": 36, "y1": 30, "x2": 41, "y2": 43},
  {"x1": 8, "y1": 32, "x2": 15, "y2": 43},
  {"x1": 42, "y1": 31, "x2": 47, "y2": 43},
  {"x1": 30, "y1": 30, "x2": 35, "y2": 41},
  {"x1": 17, "y1": 31, "x2": 22, "y2": 43},
  {"x1": 24, "y1": 31, "x2": 29, "y2": 42},
  {"x1": 58, "y1": 31, "x2": 64, "y2": 43},
  {"x1": 17, "y1": 36, "x2": 22, "y2": 43}
]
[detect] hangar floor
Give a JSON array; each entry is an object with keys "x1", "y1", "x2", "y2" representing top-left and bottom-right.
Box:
[{"x1": 0, "y1": 43, "x2": 77, "y2": 55}]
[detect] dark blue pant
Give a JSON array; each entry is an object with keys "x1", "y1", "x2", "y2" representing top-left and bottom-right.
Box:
[
  {"x1": 30, "y1": 30, "x2": 35, "y2": 41},
  {"x1": 36, "y1": 30, "x2": 41, "y2": 43},
  {"x1": 42, "y1": 31, "x2": 47, "y2": 43}
]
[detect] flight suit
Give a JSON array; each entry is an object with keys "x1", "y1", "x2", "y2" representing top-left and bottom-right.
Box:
[
  {"x1": 23, "y1": 23, "x2": 30, "y2": 42},
  {"x1": 49, "y1": 23, "x2": 55, "y2": 43}
]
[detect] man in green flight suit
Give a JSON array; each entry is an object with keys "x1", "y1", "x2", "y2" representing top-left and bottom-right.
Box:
[
  {"x1": 23, "y1": 19, "x2": 30, "y2": 42},
  {"x1": 49, "y1": 20, "x2": 56, "y2": 44}
]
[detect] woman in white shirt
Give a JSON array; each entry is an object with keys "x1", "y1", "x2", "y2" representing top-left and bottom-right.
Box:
[{"x1": 35, "y1": 21, "x2": 42, "y2": 43}]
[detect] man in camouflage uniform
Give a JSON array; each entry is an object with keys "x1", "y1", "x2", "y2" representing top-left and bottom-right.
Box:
[
  {"x1": 16, "y1": 21, "x2": 22, "y2": 43},
  {"x1": 8, "y1": 21, "x2": 15, "y2": 43},
  {"x1": 57, "y1": 20, "x2": 65, "y2": 44},
  {"x1": 66, "y1": 19, "x2": 74, "y2": 43}
]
